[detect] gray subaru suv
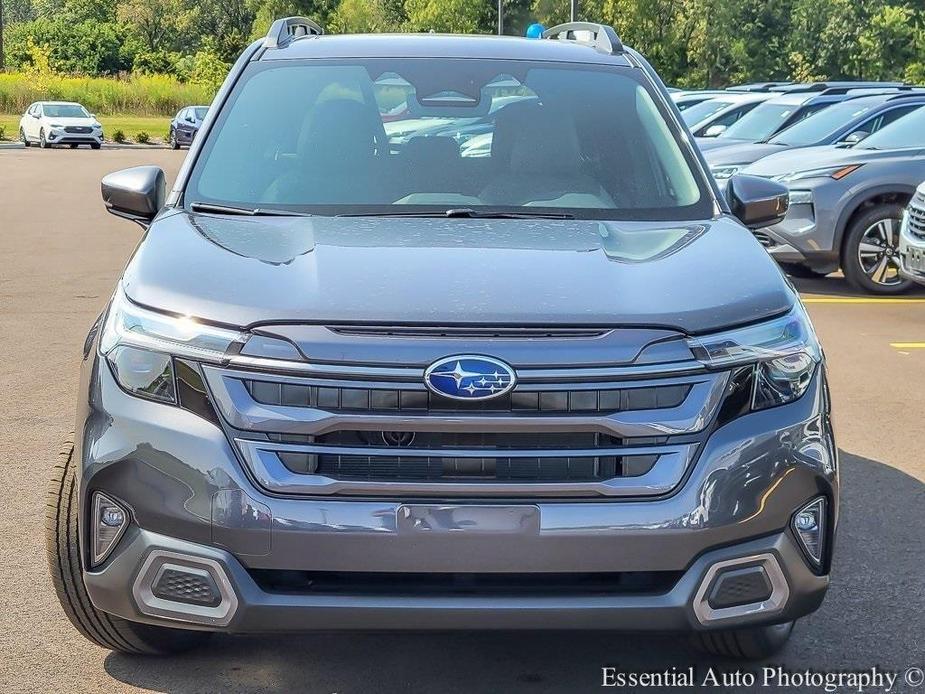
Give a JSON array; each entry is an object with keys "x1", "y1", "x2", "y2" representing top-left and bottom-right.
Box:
[{"x1": 48, "y1": 19, "x2": 836, "y2": 660}]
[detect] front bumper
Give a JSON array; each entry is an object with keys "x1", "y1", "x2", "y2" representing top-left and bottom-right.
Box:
[
  {"x1": 77, "y1": 352, "x2": 837, "y2": 633},
  {"x1": 47, "y1": 128, "x2": 103, "y2": 145},
  {"x1": 899, "y1": 211, "x2": 925, "y2": 285}
]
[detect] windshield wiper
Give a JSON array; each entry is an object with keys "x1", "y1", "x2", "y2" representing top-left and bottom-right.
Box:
[
  {"x1": 189, "y1": 202, "x2": 312, "y2": 217},
  {"x1": 338, "y1": 208, "x2": 574, "y2": 220}
]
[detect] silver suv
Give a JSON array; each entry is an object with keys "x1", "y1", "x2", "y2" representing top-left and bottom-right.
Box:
[
  {"x1": 742, "y1": 107, "x2": 925, "y2": 293},
  {"x1": 47, "y1": 19, "x2": 836, "y2": 660}
]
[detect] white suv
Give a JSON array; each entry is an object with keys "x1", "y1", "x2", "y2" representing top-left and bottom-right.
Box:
[
  {"x1": 19, "y1": 101, "x2": 103, "y2": 149},
  {"x1": 899, "y1": 181, "x2": 925, "y2": 285}
]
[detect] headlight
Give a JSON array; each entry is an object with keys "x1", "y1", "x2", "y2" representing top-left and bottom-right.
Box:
[
  {"x1": 774, "y1": 164, "x2": 862, "y2": 184},
  {"x1": 711, "y1": 165, "x2": 742, "y2": 181},
  {"x1": 788, "y1": 190, "x2": 813, "y2": 206},
  {"x1": 100, "y1": 285, "x2": 246, "y2": 361},
  {"x1": 100, "y1": 286, "x2": 246, "y2": 404},
  {"x1": 688, "y1": 303, "x2": 821, "y2": 410}
]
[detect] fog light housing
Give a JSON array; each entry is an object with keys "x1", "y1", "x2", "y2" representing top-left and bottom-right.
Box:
[
  {"x1": 792, "y1": 497, "x2": 826, "y2": 568},
  {"x1": 91, "y1": 492, "x2": 129, "y2": 567}
]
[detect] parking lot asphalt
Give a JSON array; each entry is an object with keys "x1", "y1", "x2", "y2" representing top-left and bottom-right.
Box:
[{"x1": 1, "y1": 148, "x2": 923, "y2": 693}]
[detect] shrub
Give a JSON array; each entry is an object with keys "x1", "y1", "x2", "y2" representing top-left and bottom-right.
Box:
[
  {"x1": 112, "y1": 129, "x2": 126, "y2": 143},
  {"x1": 0, "y1": 125, "x2": 6, "y2": 141},
  {"x1": 0, "y1": 71, "x2": 214, "y2": 116},
  {"x1": 135, "y1": 131, "x2": 150, "y2": 144}
]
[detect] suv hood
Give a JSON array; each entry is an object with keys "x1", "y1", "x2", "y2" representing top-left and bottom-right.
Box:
[
  {"x1": 122, "y1": 212, "x2": 795, "y2": 334},
  {"x1": 706, "y1": 142, "x2": 788, "y2": 167},
  {"x1": 744, "y1": 143, "x2": 921, "y2": 177},
  {"x1": 47, "y1": 116, "x2": 98, "y2": 126}
]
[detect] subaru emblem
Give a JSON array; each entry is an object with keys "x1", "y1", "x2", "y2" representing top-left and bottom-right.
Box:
[{"x1": 424, "y1": 355, "x2": 517, "y2": 401}]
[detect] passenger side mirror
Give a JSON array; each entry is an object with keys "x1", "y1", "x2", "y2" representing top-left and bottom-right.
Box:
[
  {"x1": 725, "y1": 174, "x2": 790, "y2": 229},
  {"x1": 703, "y1": 124, "x2": 727, "y2": 137},
  {"x1": 840, "y1": 130, "x2": 869, "y2": 145},
  {"x1": 101, "y1": 166, "x2": 166, "y2": 225}
]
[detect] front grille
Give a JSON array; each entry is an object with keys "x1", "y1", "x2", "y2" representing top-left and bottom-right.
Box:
[
  {"x1": 203, "y1": 345, "x2": 726, "y2": 498},
  {"x1": 249, "y1": 569, "x2": 684, "y2": 597},
  {"x1": 907, "y1": 199, "x2": 925, "y2": 240},
  {"x1": 245, "y1": 379, "x2": 691, "y2": 414},
  {"x1": 753, "y1": 231, "x2": 776, "y2": 248},
  {"x1": 64, "y1": 126, "x2": 93, "y2": 134},
  {"x1": 277, "y1": 451, "x2": 658, "y2": 481}
]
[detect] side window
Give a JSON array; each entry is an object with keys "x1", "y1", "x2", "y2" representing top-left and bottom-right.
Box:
[
  {"x1": 711, "y1": 103, "x2": 759, "y2": 128},
  {"x1": 867, "y1": 105, "x2": 921, "y2": 134}
]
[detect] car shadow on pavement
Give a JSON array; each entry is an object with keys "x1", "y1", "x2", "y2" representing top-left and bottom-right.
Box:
[{"x1": 103, "y1": 452, "x2": 924, "y2": 694}]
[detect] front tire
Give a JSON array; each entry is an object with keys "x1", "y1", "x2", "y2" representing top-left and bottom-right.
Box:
[
  {"x1": 842, "y1": 204, "x2": 914, "y2": 295},
  {"x1": 691, "y1": 621, "x2": 794, "y2": 660},
  {"x1": 20, "y1": 128, "x2": 30, "y2": 147},
  {"x1": 169, "y1": 128, "x2": 179, "y2": 150},
  {"x1": 91, "y1": 143, "x2": 101, "y2": 150},
  {"x1": 39, "y1": 128, "x2": 48, "y2": 148},
  {"x1": 46, "y1": 439, "x2": 212, "y2": 655}
]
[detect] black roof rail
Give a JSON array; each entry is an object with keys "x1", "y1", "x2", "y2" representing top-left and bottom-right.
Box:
[
  {"x1": 542, "y1": 22, "x2": 623, "y2": 55},
  {"x1": 265, "y1": 16, "x2": 323, "y2": 49}
]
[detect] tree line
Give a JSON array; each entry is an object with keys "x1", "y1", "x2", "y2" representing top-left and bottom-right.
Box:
[{"x1": 1, "y1": 0, "x2": 924, "y2": 87}]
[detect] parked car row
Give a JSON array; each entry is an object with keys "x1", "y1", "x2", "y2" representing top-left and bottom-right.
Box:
[
  {"x1": 17, "y1": 101, "x2": 208, "y2": 149},
  {"x1": 675, "y1": 82, "x2": 925, "y2": 294}
]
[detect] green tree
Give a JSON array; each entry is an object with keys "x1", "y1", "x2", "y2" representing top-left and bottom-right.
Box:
[{"x1": 404, "y1": 0, "x2": 493, "y2": 33}]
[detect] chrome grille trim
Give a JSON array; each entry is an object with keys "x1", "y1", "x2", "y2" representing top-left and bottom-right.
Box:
[
  {"x1": 203, "y1": 366, "x2": 729, "y2": 439},
  {"x1": 224, "y1": 354, "x2": 708, "y2": 382},
  {"x1": 235, "y1": 438, "x2": 697, "y2": 498},
  {"x1": 907, "y1": 200, "x2": 925, "y2": 240}
]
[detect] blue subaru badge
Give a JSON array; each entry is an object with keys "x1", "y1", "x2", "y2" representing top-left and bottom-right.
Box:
[{"x1": 424, "y1": 355, "x2": 517, "y2": 401}]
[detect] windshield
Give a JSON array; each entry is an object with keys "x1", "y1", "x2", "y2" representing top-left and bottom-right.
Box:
[
  {"x1": 43, "y1": 104, "x2": 90, "y2": 118},
  {"x1": 857, "y1": 107, "x2": 925, "y2": 149},
  {"x1": 194, "y1": 107, "x2": 208, "y2": 120},
  {"x1": 769, "y1": 101, "x2": 875, "y2": 146},
  {"x1": 720, "y1": 102, "x2": 806, "y2": 142},
  {"x1": 680, "y1": 99, "x2": 731, "y2": 125},
  {"x1": 185, "y1": 58, "x2": 709, "y2": 220}
]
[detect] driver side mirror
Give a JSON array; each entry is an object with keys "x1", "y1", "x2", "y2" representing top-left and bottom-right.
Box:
[
  {"x1": 703, "y1": 124, "x2": 727, "y2": 137},
  {"x1": 726, "y1": 174, "x2": 790, "y2": 229},
  {"x1": 840, "y1": 130, "x2": 869, "y2": 145},
  {"x1": 101, "y1": 166, "x2": 166, "y2": 225}
]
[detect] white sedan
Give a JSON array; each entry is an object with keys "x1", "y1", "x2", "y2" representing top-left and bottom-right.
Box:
[{"x1": 20, "y1": 101, "x2": 103, "y2": 149}]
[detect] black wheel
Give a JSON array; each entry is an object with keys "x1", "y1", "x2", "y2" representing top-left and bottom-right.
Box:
[
  {"x1": 91, "y1": 143, "x2": 101, "y2": 150},
  {"x1": 691, "y1": 621, "x2": 794, "y2": 660},
  {"x1": 70, "y1": 143, "x2": 79, "y2": 149},
  {"x1": 47, "y1": 438, "x2": 212, "y2": 655},
  {"x1": 169, "y1": 128, "x2": 179, "y2": 150},
  {"x1": 842, "y1": 204, "x2": 914, "y2": 295},
  {"x1": 39, "y1": 128, "x2": 48, "y2": 148},
  {"x1": 779, "y1": 262, "x2": 828, "y2": 279},
  {"x1": 20, "y1": 127, "x2": 30, "y2": 147}
]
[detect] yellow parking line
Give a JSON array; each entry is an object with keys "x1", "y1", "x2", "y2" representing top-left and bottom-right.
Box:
[
  {"x1": 890, "y1": 343, "x2": 925, "y2": 349},
  {"x1": 801, "y1": 297, "x2": 925, "y2": 304}
]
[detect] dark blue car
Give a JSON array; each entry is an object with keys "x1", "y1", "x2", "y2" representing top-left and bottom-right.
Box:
[{"x1": 168, "y1": 105, "x2": 209, "y2": 149}]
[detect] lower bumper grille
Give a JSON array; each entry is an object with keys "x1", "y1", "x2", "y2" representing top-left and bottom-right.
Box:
[
  {"x1": 278, "y1": 452, "x2": 658, "y2": 481},
  {"x1": 249, "y1": 569, "x2": 684, "y2": 597}
]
